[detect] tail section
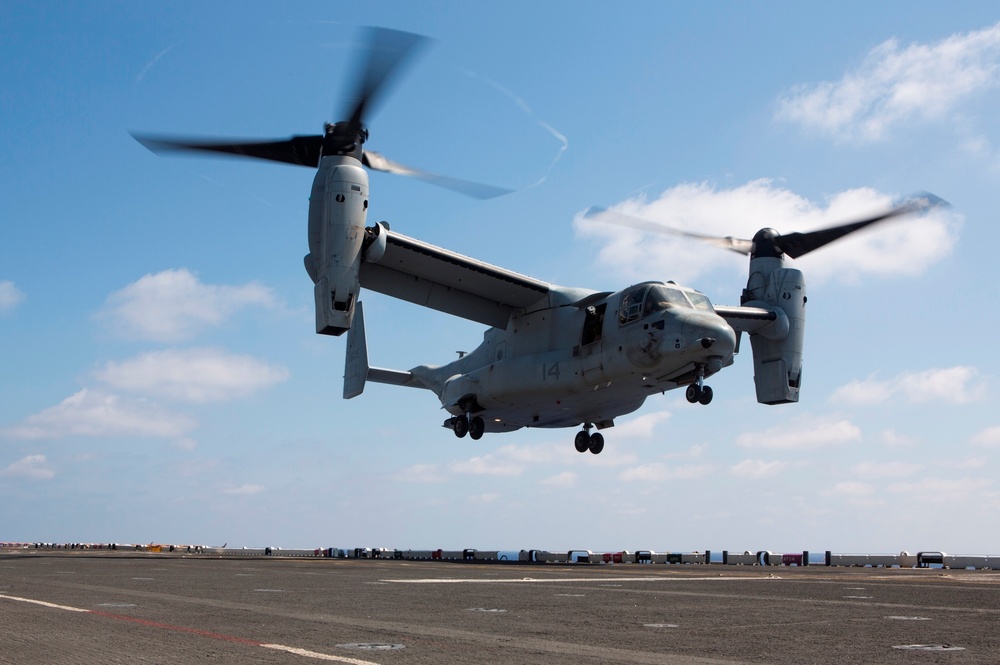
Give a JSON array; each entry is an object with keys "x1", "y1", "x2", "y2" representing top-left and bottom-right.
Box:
[
  {"x1": 343, "y1": 301, "x2": 428, "y2": 398},
  {"x1": 343, "y1": 301, "x2": 371, "y2": 399}
]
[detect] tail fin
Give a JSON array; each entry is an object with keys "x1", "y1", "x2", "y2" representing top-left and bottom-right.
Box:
[
  {"x1": 343, "y1": 301, "x2": 371, "y2": 399},
  {"x1": 343, "y1": 300, "x2": 426, "y2": 399}
]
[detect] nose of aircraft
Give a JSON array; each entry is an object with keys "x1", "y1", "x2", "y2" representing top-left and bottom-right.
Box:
[{"x1": 683, "y1": 311, "x2": 737, "y2": 359}]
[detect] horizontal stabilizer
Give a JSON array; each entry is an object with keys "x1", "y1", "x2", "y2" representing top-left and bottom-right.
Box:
[
  {"x1": 344, "y1": 301, "x2": 427, "y2": 399},
  {"x1": 369, "y1": 367, "x2": 423, "y2": 389}
]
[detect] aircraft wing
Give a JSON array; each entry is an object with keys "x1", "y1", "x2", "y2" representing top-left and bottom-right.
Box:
[
  {"x1": 714, "y1": 305, "x2": 778, "y2": 334},
  {"x1": 359, "y1": 229, "x2": 553, "y2": 328}
]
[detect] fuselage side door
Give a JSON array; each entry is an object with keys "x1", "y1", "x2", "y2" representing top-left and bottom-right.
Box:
[{"x1": 581, "y1": 302, "x2": 607, "y2": 381}]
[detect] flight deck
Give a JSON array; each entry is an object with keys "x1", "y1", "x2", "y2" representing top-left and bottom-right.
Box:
[{"x1": 2, "y1": 550, "x2": 998, "y2": 664}]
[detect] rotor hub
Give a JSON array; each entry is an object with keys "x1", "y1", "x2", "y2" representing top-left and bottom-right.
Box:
[
  {"x1": 323, "y1": 121, "x2": 368, "y2": 159},
  {"x1": 750, "y1": 228, "x2": 782, "y2": 259}
]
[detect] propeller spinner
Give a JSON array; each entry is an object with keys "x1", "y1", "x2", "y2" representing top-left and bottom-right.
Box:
[{"x1": 132, "y1": 27, "x2": 509, "y2": 199}]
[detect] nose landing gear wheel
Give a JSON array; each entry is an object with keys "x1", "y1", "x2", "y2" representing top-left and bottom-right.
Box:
[
  {"x1": 588, "y1": 432, "x2": 604, "y2": 455},
  {"x1": 686, "y1": 384, "x2": 714, "y2": 405},
  {"x1": 453, "y1": 415, "x2": 469, "y2": 438},
  {"x1": 469, "y1": 416, "x2": 485, "y2": 440},
  {"x1": 574, "y1": 430, "x2": 590, "y2": 453}
]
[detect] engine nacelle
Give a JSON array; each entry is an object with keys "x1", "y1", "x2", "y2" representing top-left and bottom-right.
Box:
[
  {"x1": 304, "y1": 158, "x2": 370, "y2": 336},
  {"x1": 742, "y1": 260, "x2": 805, "y2": 405}
]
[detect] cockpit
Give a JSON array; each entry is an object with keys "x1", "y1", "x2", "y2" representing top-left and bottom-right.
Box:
[{"x1": 619, "y1": 283, "x2": 714, "y2": 325}]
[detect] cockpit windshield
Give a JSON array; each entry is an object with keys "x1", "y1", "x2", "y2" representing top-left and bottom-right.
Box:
[
  {"x1": 643, "y1": 285, "x2": 692, "y2": 316},
  {"x1": 619, "y1": 283, "x2": 715, "y2": 325}
]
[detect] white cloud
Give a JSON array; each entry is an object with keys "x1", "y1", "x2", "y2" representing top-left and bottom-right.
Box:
[
  {"x1": 0, "y1": 389, "x2": 196, "y2": 440},
  {"x1": 730, "y1": 459, "x2": 788, "y2": 479},
  {"x1": 575, "y1": 181, "x2": 958, "y2": 286},
  {"x1": 0, "y1": 280, "x2": 25, "y2": 313},
  {"x1": 540, "y1": 471, "x2": 577, "y2": 488},
  {"x1": 881, "y1": 429, "x2": 917, "y2": 447},
  {"x1": 948, "y1": 457, "x2": 986, "y2": 470},
  {"x1": 849, "y1": 461, "x2": 923, "y2": 478},
  {"x1": 96, "y1": 269, "x2": 277, "y2": 342},
  {"x1": 491, "y1": 443, "x2": 563, "y2": 465},
  {"x1": 450, "y1": 440, "x2": 636, "y2": 472},
  {"x1": 3, "y1": 454, "x2": 54, "y2": 480},
  {"x1": 664, "y1": 443, "x2": 708, "y2": 460},
  {"x1": 468, "y1": 493, "x2": 500, "y2": 503},
  {"x1": 823, "y1": 480, "x2": 883, "y2": 508},
  {"x1": 401, "y1": 437, "x2": 637, "y2": 485},
  {"x1": 610, "y1": 410, "x2": 672, "y2": 439},
  {"x1": 401, "y1": 439, "x2": 629, "y2": 484},
  {"x1": 777, "y1": 22, "x2": 1000, "y2": 142},
  {"x1": 220, "y1": 484, "x2": 265, "y2": 496},
  {"x1": 971, "y1": 425, "x2": 1000, "y2": 447},
  {"x1": 737, "y1": 416, "x2": 861, "y2": 450},
  {"x1": 448, "y1": 454, "x2": 524, "y2": 476},
  {"x1": 825, "y1": 481, "x2": 876, "y2": 497},
  {"x1": 573, "y1": 443, "x2": 640, "y2": 468},
  {"x1": 832, "y1": 366, "x2": 985, "y2": 406},
  {"x1": 618, "y1": 462, "x2": 712, "y2": 482},
  {"x1": 394, "y1": 463, "x2": 447, "y2": 483},
  {"x1": 172, "y1": 437, "x2": 198, "y2": 451},
  {"x1": 888, "y1": 477, "x2": 990, "y2": 501},
  {"x1": 95, "y1": 348, "x2": 289, "y2": 403}
]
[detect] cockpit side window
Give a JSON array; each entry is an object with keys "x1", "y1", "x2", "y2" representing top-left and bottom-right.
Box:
[
  {"x1": 686, "y1": 291, "x2": 715, "y2": 312},
  {"x1": 619, "y1": 287, "x2": 647, "y2": 325}
]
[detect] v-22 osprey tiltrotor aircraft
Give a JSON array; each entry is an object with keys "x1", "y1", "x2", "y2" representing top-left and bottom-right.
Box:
[{"x1": 135, "y1": 27, "x2": 945, "y2": 454}]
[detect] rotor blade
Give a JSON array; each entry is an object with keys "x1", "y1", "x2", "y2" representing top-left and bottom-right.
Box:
[
  {"x1": 363, "y1": 150, "x2": 511, "y2": 199},
  {"x1": 774, "y1": 192, "x2": 948, "y2": 259},
  {"x1": 132, "y1": 133, "x2": 323, "y2": 167},
  {"x1": 583, "y1": 207, "x2": 753, "y2": 255},
  {"x1": 344, "y1": 27, "x2": 430, "y2": 129}
]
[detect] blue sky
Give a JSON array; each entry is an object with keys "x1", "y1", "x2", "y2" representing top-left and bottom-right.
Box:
[{"x1": 3, "y1": 1, "x2": 1000, "y2": 554}]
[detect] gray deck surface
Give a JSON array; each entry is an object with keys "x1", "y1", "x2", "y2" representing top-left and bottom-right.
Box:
[{"x1": 2, "y1": 552, "x2": 998, "y2": 663}]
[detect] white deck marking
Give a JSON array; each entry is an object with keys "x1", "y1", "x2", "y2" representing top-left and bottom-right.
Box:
[
  {"x1": 262, "y1": 644, "x2": 382, "y2": 664},
  {"x1": 0, "y1": 593, "x2": 381, "y2": 664},
  {"x1": 0, "y1": 593, "x2": 89, "y2": 612}
]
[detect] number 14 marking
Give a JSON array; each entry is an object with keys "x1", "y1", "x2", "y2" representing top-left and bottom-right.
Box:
[{"x1": 542, "y1": 362, "x2": 560, "y2": 380}]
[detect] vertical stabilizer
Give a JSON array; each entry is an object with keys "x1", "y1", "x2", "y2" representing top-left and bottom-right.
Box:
[{"x1": 343, "y1": 301, "x2": 370, "y2": 399}]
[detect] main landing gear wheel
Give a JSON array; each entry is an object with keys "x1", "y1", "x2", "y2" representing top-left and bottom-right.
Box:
[
  {"x1": 574, "y1": 429, "x2": 605, "y2": 455},
  {"x1": 452, "y1": 414, "x2": 469, "y2": 438},
  {"x1": 685, "y1": 384, "x2": 714, "y2": 405},
  {"x1": 469, "y1": 416, "x2": 485, "y2": 440}
]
